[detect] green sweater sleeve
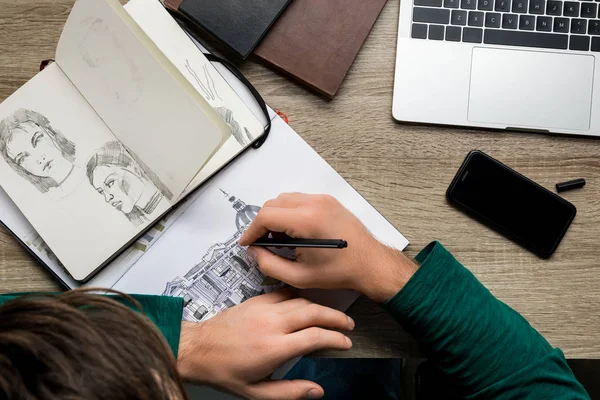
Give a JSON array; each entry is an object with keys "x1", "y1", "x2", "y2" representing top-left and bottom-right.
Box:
[
  {"x1": 125, "y1": 294, "x2": 184, "y2": 358},
  {"x1": 384, "y1": 241, "x2": 589, "y2": 399},
  {"x1": 0, "y1": 293, "x2": 183, "y2": 358}
]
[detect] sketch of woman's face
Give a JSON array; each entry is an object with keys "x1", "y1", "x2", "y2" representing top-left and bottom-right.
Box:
[
  {"x1": 91, "y1": 165, "x2": 146, "y2": 214},
  {"x1": 5, "y1": 122, "x2": 73, "y2": 183}
]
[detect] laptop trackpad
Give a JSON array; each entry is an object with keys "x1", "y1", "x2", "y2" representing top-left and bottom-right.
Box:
[{"x1": 468, "y1": 48, "x2": 594, "y2": 131}]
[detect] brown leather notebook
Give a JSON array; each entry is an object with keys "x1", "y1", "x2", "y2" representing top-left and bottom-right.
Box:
[{"x1": 254, "y1": 0, "x2": 388, "y2": 99}]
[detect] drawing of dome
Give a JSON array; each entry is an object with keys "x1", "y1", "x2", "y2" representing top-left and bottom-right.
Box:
[
  {"x1": 161, "y1": 190, "x2": 282, "y2": 324},
  {"x1": 221, "y1": 190, "x2": 261, "y2": 231}
]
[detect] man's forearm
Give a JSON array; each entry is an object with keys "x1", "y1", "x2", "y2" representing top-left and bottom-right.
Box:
[{"x1": 383, "y1": 242, "x2": 589, "y2": 399}]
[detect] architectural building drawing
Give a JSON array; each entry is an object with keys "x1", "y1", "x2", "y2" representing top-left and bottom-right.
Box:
[{"x1": 163, "y1": 190, "x2": 284, "y2": 322}]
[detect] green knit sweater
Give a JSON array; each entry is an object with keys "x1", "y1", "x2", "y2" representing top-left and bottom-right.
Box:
[{"x1": 0, "y1": 241, "x2": 589, "y2": 398}]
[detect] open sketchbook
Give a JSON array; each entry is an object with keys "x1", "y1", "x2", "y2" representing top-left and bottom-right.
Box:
[{"x1": 0, "y1": 0, "x2": 266, "y2": 282}]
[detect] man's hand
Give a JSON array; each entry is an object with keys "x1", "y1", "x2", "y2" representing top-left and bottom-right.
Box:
[
  {"x1": 177, "y1": 289, "x2": 354, "y2": 400},
  {"x1": 239, "y1": 193, "x2": 417, "y2": 303}
]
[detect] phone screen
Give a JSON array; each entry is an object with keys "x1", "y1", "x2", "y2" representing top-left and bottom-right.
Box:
[{"x1": 447, "y1": 151, "x2": 576, "y2": 257}]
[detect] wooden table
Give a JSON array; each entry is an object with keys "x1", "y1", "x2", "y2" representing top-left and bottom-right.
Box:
[{"x1": 1, "y1": 0, "x2": 599, "y2": 359}]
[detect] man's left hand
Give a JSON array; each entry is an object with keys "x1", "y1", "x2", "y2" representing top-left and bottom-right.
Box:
[{"x1": 177, "y1": 289, "x2": 354, "y2": 400}]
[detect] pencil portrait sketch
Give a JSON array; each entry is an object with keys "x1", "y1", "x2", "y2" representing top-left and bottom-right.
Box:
[
  {"x1": 185, "y1": 60, "x2": 254, "y2": 147},
  {"x1": 0, "y1": 109, "x2": 77, "y2": 194},
  {"x1": 163, "y1": 190, "x2": 284, "y2": 322},
  {"x1": 86, "y1": 141, "x2": 173, "y2": 226}
]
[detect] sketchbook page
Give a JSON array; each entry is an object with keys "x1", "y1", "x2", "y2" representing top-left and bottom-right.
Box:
[
  {"x1": 0, "y1": 184, "x2": 206, "y2": 290},
  {"x1": 113, "y1": 114, "x2": 408, "y2": 318},
  {"x1": 124, "y1": 0, "x2": 265, "y2": 194},
  {"x1": 55, "y1": 0, "x2": 231, "y2": 200},
  {"x1": 0, "y1": 63, "x2": 170, "y2": 282}
]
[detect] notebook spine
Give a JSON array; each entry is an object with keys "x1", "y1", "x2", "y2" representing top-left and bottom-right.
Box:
[{"x1": 162, "y1": 0, "x2": 183, "y2": 11}]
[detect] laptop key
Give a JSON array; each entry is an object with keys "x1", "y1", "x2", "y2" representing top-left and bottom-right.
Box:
[
  {"x1": 415, "y1": 0, "x2": 444, "y2": 6},
  {"x1": 589, "y1": 20, "x2": 600, "y2": 35},
  {"x1": 412, "y1": 23, "x2": 428, "y2": 39},
  {"x1": 503, "y1": 13, "x2": 519, "y2": 28},
  {"x1": 469, "y1": 11, "x2": 485, "y2": 26},
  {"x1": 484, "y1": 29, "x2": 568, "y2": 49},
  {"x1": 413, "y1": 7, "x2": 451, "y2": 24},
  {"x1": 461, "y1": 0, "x2": 477, "y2": 9},
  {"x1": 429, "y1": 24, "x2": 445, "y2": 40},
  {"x1": 519, "y1": 15, "x2": 536, "y2": 30},
  {"x1": 512, "y1": 0, "x2": 528, "y2": 13},
  {"x1": 571, "y1": 19, "x2": 587, "y2": 34},
  {"x1": 452, "y1": 9, "x2": 468, "y2": 24},
  {"x1": 529, "y1": 0, "x2": 545, "y2": 13},
  {"x1": 445, "y1": 0, "x2": 460, "y2": 8},
  {"x1": 563, "y1": 2, "x2": 579, "y2": 17},
  {"x1": 581, "y1": 2, "x2": 597, "y2": 18},
  {"x1": 463, "y1": 27, "x2": 484, "y2": 42},
  {"x1": 536, "y1": 16, "x2": 552, "y2": 31},
  {"x1": 592, "y1": 37, "x2": 600, "y2": 51},
  {"x1": 486, "y1": 12, "x2": 502, "y2": 27},
  {"x1": 478, "y1": 0, "x2": 494, "y2": 10},
  {"x1": 569, "y1": 35, "x2": 590, "y2": 50},
  {"x1": 446, "y1": 25, "x2": 462, "y2": 40},
  {"x1": 553, "y1": 17, "x2": 570, "y2": 32},
  {"x1": 546, "y1": 0, "x2": 562, "y2": 15},
  {"x1": 495, "y1": 0, "x2": 511, "y2": 11}
]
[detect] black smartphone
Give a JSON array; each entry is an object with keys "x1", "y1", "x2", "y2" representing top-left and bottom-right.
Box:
[{"x1": 447, "y1": 150, "x2": 577, "y2": 258}]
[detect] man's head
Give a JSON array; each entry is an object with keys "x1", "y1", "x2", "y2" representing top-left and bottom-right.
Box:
[{"x1": 0, "y1": 290, "x2": 186, "y2": 400}]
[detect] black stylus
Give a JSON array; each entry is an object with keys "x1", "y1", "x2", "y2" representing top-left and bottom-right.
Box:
[{"x1": 251, "y1": 238, "x2": 348, "y2": 249}]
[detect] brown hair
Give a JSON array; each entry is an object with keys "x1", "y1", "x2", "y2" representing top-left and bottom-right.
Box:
[{"x1": 0, "y1": 289, "x2": 187, "y2": 400}]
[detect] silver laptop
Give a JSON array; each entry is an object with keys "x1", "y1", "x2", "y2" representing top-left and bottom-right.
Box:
[{"x1": 392, "y1": 0, "x2": 599, "y2": 137}]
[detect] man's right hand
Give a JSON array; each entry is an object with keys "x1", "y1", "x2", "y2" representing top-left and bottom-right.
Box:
[{"x1": 239, "y1": 193, "x2": 417, "y2": 303}]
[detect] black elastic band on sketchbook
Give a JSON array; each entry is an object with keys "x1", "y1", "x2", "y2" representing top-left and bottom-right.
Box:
[{"x1": 39, "y1": 48, "x2": 271, "y2": 150}]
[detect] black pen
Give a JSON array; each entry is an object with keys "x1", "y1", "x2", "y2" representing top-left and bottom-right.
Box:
[{"x1": 251, "y1": 237, "x2": 348, "y2": 249}]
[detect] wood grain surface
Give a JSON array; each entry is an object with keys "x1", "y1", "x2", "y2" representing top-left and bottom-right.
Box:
[{"x1": 1, "y1": 0, "x2": 599, "y2": 359}]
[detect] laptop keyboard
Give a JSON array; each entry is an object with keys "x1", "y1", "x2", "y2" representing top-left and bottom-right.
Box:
[{"x1": 411, "y1": 0, "x2": 600, "y2": 51}]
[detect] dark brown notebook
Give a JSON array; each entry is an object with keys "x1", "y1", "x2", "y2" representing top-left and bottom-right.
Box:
[{"x1": 254, "y1": 0, "x2": 388, "y2": 99}]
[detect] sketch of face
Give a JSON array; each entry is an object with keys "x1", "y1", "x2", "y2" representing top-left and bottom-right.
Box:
[
  {"x1": 5, "y1": 122, "x2": 73, "y2": 183},
  {"x1": 91, "y1": 165, "x2": 146, "y2": 214}
]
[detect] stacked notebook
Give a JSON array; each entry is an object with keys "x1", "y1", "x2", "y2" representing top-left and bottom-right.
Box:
[
  {"x1": 162, "y1": 0, "x2": 388, "y2": 98},
  {"x1": 254, "y1": 0, "x2": 389, "y2": 99}
]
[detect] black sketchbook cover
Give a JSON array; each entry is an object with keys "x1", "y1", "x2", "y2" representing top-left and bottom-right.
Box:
[{"x1": 166, "y1": 0, "x2": 292, "y2": 59}]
